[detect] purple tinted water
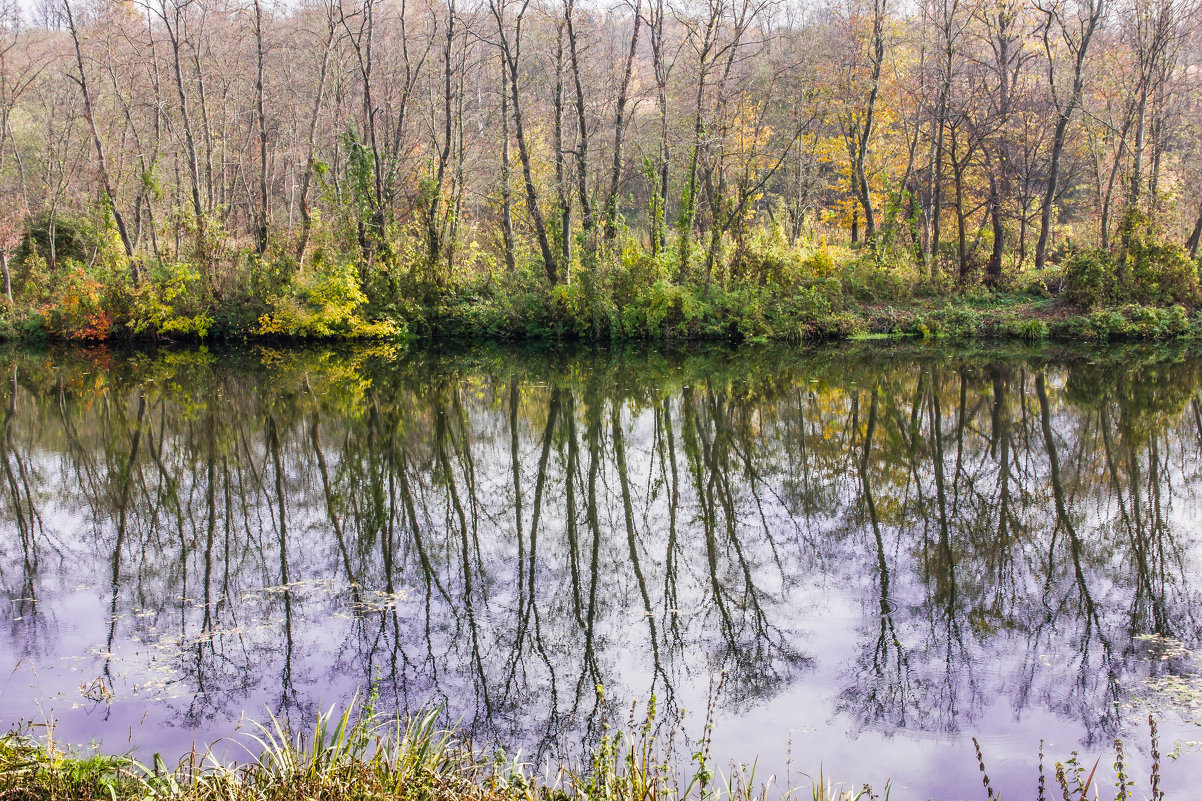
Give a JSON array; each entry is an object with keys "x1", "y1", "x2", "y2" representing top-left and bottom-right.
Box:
[{"x1": 1, "y1": 343, "x2": 1200, "y2": 800}]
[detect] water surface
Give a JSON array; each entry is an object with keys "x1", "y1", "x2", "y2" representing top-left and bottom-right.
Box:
[{"x1": 1, "y1": 342, "x2": 1201, "y2": 799}]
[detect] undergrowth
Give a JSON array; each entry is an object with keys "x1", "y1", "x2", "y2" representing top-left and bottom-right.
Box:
[
  {"x1": 0, "y1": 694, "x2": 1175, "y2": 801},
  {"x1": 4, "y1": 215, "x2": 1202, "y2": 344}
]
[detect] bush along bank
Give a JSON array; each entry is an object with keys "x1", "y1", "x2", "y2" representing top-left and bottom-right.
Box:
[{"x1": 5, "y1": 212, "x2": 1202, "y2": 345}]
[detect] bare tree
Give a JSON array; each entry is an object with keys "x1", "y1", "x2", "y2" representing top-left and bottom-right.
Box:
[
  {"x1": 1033, "y1": 0, "x2": 1104, "y2": 270},
  {"x1": 63, "y1": 0, "x2": 138, "y2": 282}
]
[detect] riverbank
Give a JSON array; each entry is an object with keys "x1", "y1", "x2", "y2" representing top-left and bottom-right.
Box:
[
  {"x1": 8, "y1": 282, "x2": 1202, "y2": 346},
  {"x1": 0, "y1": 704, "x2": 1175, "y2": 801},
  {"x1": 375, "y1": 287, "x2": 1202, "y2": 344},
  {"x1": 6, "y1": 227, "x2": 1202, "y2": 345}
]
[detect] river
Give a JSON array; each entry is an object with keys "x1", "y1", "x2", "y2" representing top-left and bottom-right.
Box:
[{"x1": 1, "y1": 341, "x2": 1200, "y2": 799}]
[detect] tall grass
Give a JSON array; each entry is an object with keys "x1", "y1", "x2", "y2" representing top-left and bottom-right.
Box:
[
  {"x1": 0, "y1": 700, "x2": 1173, "y2": 801},
  {"x1": 972, "y1": 715, "x2": 1167, "y2": 801}
]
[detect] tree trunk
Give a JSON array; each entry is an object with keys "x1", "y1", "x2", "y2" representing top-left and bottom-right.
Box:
[
  {"x1": 553, "y1": 21, "x2": 571, "y2": 270},
  {"x1": 602, "y1": 0, "x2": 642, "y2": 240},
  {"x1": 499, "y1": 55, "x2": 516, "y2": 273},
  {"x1": 65, "y1": 0, "x2": 139, "y2": 284},
  {"x1": 253, "y1": 0, "x2": 269, "y2": 256},
  {"x1": 496, "y1": 1, "x2": 559, "y2": 284},
  {"x1": 1186, "y1": 204, "x2": 1202, "y2": 258},
  {"x1": 1034, "y1": 0, "x2": 1101, "y2": 270},
  {"x1": 295, "y1": 15, "x2": 335, "y2": 267},
  {"x1": 160, "y1": 0, "x2": 208, "y2": 268},
  {"x1": 0, "y1": 251, "x2": 11, "y2": 303},
  {"x1": 565, "y1": 1, "x2": 593, "y2": 251},
  {"x1": 987, "y1": 168, "x2": 1003, "y2": 284}
]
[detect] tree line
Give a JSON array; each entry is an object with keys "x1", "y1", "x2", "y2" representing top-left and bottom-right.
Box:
[{"x1": 0, "y1": 0, "x2": 1199, "y2": 338}]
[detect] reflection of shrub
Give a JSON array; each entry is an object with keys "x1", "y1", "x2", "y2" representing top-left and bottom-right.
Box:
[
  {"x1": 1066, "y1": 358, "x2": 1198, "y2": 436},
  {"x1": 258, "y1": 257, "x2": 397, "y2": 338}
]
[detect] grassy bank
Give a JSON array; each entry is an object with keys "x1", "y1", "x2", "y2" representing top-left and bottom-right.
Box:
[
  {"x1": 7, "y1": 213, "x2": 1202, "y2": 345},
  {"x1": 0, "y1": 700, "x2": 1174, "y2": 801}
]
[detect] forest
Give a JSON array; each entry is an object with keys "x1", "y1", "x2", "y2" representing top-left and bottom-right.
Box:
[{"x1": 0, "y1": 0, "x2": 1200, "y2": 341}]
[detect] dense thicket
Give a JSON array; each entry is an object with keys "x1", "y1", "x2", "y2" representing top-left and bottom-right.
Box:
[{"x1": 0, "y1": 0, "x2": 1200, "y2": 339}]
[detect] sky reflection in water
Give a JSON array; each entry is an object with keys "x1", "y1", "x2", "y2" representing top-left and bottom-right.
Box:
[{"x1": 1, "y1": 342, "x2": 1201, "y2": 800}]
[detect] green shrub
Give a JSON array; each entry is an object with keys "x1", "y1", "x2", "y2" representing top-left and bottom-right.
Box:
[
  {"x1": 801, "y1": 245, "x2": 836, "y2": 278},
  {"x1": 1065, "y1": 249, "x2": 1115, "y2": 309},
  {"x1": 914, "y1": 269, "x2": 956, "y2": 298},
  {"x1": 1127, "y1": 239, "x2": 1198, "y2": 306},
  {"x1": 550, "y1": 280, "x2": 594, "y2": 338},
  {"x1": 998, "y1": 317, "x2": 1049, "y2": 340},
  {"x1": 1009, "y1": 264, "x2": 1065, "y2": 297},
  {"x1": 38, "y1": 259, "x2": 112, "y2": 340},
  {"x1": 14, "y1": 213, "x2": 95, "y2": 274},
  {"x1": 842, "y1": 257, "x2": 919, "y2": 301},
  {"x1": 620, "y1": 280, "x2": 691, "y2": 338},
  {"x1": 130, "y1": 262, "x2": 213, "y2": 339},
  {"x1": 731, "y1": 241, "x2": 803, "y2": 286},
  {"x1": 907, "y1": 304, "x2": 983, "y2": 339},
  {"x1": 775, "y1": 286, "x2": 833, "y2": 336},
  {"x1": 258, "y1": 257, "x2": 397, "y2": 338},
  {"x1": 1121, "y1": 303, "x2": 1191, "y2": 339},
  {"x1": 610, "y1": 240, "x2": 669, "y2": 307},
  {"x1": 803, "y1": 277, "x2": 845, "y2": 310}
]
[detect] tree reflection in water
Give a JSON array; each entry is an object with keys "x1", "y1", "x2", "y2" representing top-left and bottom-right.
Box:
[{"x1": 0, "y1": 343, "x2": 1200, "y2": 794}]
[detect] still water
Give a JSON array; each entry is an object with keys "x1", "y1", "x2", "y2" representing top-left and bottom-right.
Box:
[{"x1": 1, "y1": 342, "x2": 1201, "y2": 798}]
